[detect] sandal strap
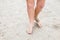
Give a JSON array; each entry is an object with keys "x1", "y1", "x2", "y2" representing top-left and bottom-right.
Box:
[{"x1": 35, "y1": 18, "x2": 40, "y2": 22}]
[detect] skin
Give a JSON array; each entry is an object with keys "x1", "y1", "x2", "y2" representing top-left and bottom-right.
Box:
[{"x1": 26, "y1": 0, "x2": 45, "y2": 34}]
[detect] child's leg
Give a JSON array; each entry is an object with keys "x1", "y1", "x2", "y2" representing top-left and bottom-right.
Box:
[
  {"x1": 35, "y1": 0, "x2": 45, "y2": 19},
  {"x1": 34, "y1": 0, "x2": 45, "y2": 27},
  {"x1": 26, "y1": 0, "x2": 35, "y2": 34}
]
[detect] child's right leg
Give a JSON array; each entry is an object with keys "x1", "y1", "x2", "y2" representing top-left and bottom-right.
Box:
[{"x1": 26, "y1": 0, "x2": 35, "y2": 34}]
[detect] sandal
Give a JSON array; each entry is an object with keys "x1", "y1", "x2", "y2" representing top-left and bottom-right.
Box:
[{"x1": 34, "y1": 18, "x2": 41, "y2": 28}]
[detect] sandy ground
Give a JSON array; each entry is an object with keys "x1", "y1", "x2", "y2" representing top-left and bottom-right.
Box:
[{"x1": 0, "y1": 0, "x2": 60, "y2": 40}]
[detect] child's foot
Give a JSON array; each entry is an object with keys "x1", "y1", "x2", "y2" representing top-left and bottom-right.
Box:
[
  {"x1": 37, "y1": 21, "x2": 41, "y2": 28},
  {"x1": 26, "y1": 25, "x2": 33, "y2": 34},
  {"x1": 35, "y1": 18, "x2": 41, "y2": 28}
]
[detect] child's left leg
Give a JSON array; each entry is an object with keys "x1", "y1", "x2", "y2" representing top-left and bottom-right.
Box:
[{"x1": 35, "y1": 0, "x2": 45, "y2": 27}]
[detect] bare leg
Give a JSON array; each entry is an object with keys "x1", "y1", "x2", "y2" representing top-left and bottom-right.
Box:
[
  {"x1": 26, "y1": 0, "x2": 35, "y2": 34},
  {"x1": 35, "y1": 0, "x2": 45, "y2": 19},
  {"x1": 35, "y1": 0, "x2": 45, "y2": 27}
]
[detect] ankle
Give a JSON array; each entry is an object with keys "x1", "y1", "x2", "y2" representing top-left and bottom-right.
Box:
[
  {"x1": 35, "y1": 18, "x2": 39, "y2": 22},
  {"x1": 29, "y1": 23, "x2": 34, "y2": 27}
]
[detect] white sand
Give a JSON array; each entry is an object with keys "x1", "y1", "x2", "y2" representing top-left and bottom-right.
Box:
[{"x1": 0, "y1": 0, "x2": 60, "y2": 40}]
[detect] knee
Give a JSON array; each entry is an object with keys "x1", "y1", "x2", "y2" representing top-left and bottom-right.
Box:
[
  {"x1": 37, "y1": 0, "x2": 45, "y2": 8},
  {"x1": 26, "y1": 0, "x2": 34, "y2": 8}
]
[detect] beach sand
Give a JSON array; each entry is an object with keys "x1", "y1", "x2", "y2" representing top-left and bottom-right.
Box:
[{"x1": 0, "y1": 0, "x2": 60, "y2": 40}]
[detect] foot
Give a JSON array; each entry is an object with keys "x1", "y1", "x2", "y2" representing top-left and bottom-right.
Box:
[
  {"x1": 26, "y1": 25, "x2": 34, "y2": 34},
  {"x1": 35, "y1": 18, "x2": 41, "y2": 28}
]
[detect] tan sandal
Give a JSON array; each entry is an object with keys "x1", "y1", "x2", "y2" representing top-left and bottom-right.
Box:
[{"x1": 34, "y1": 18, "x2": 41, "y2": 28}]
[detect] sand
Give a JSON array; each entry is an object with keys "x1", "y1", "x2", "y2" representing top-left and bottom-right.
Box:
[{"x1": 0, "y1": 0, "x2": 60, "y2": 40}]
